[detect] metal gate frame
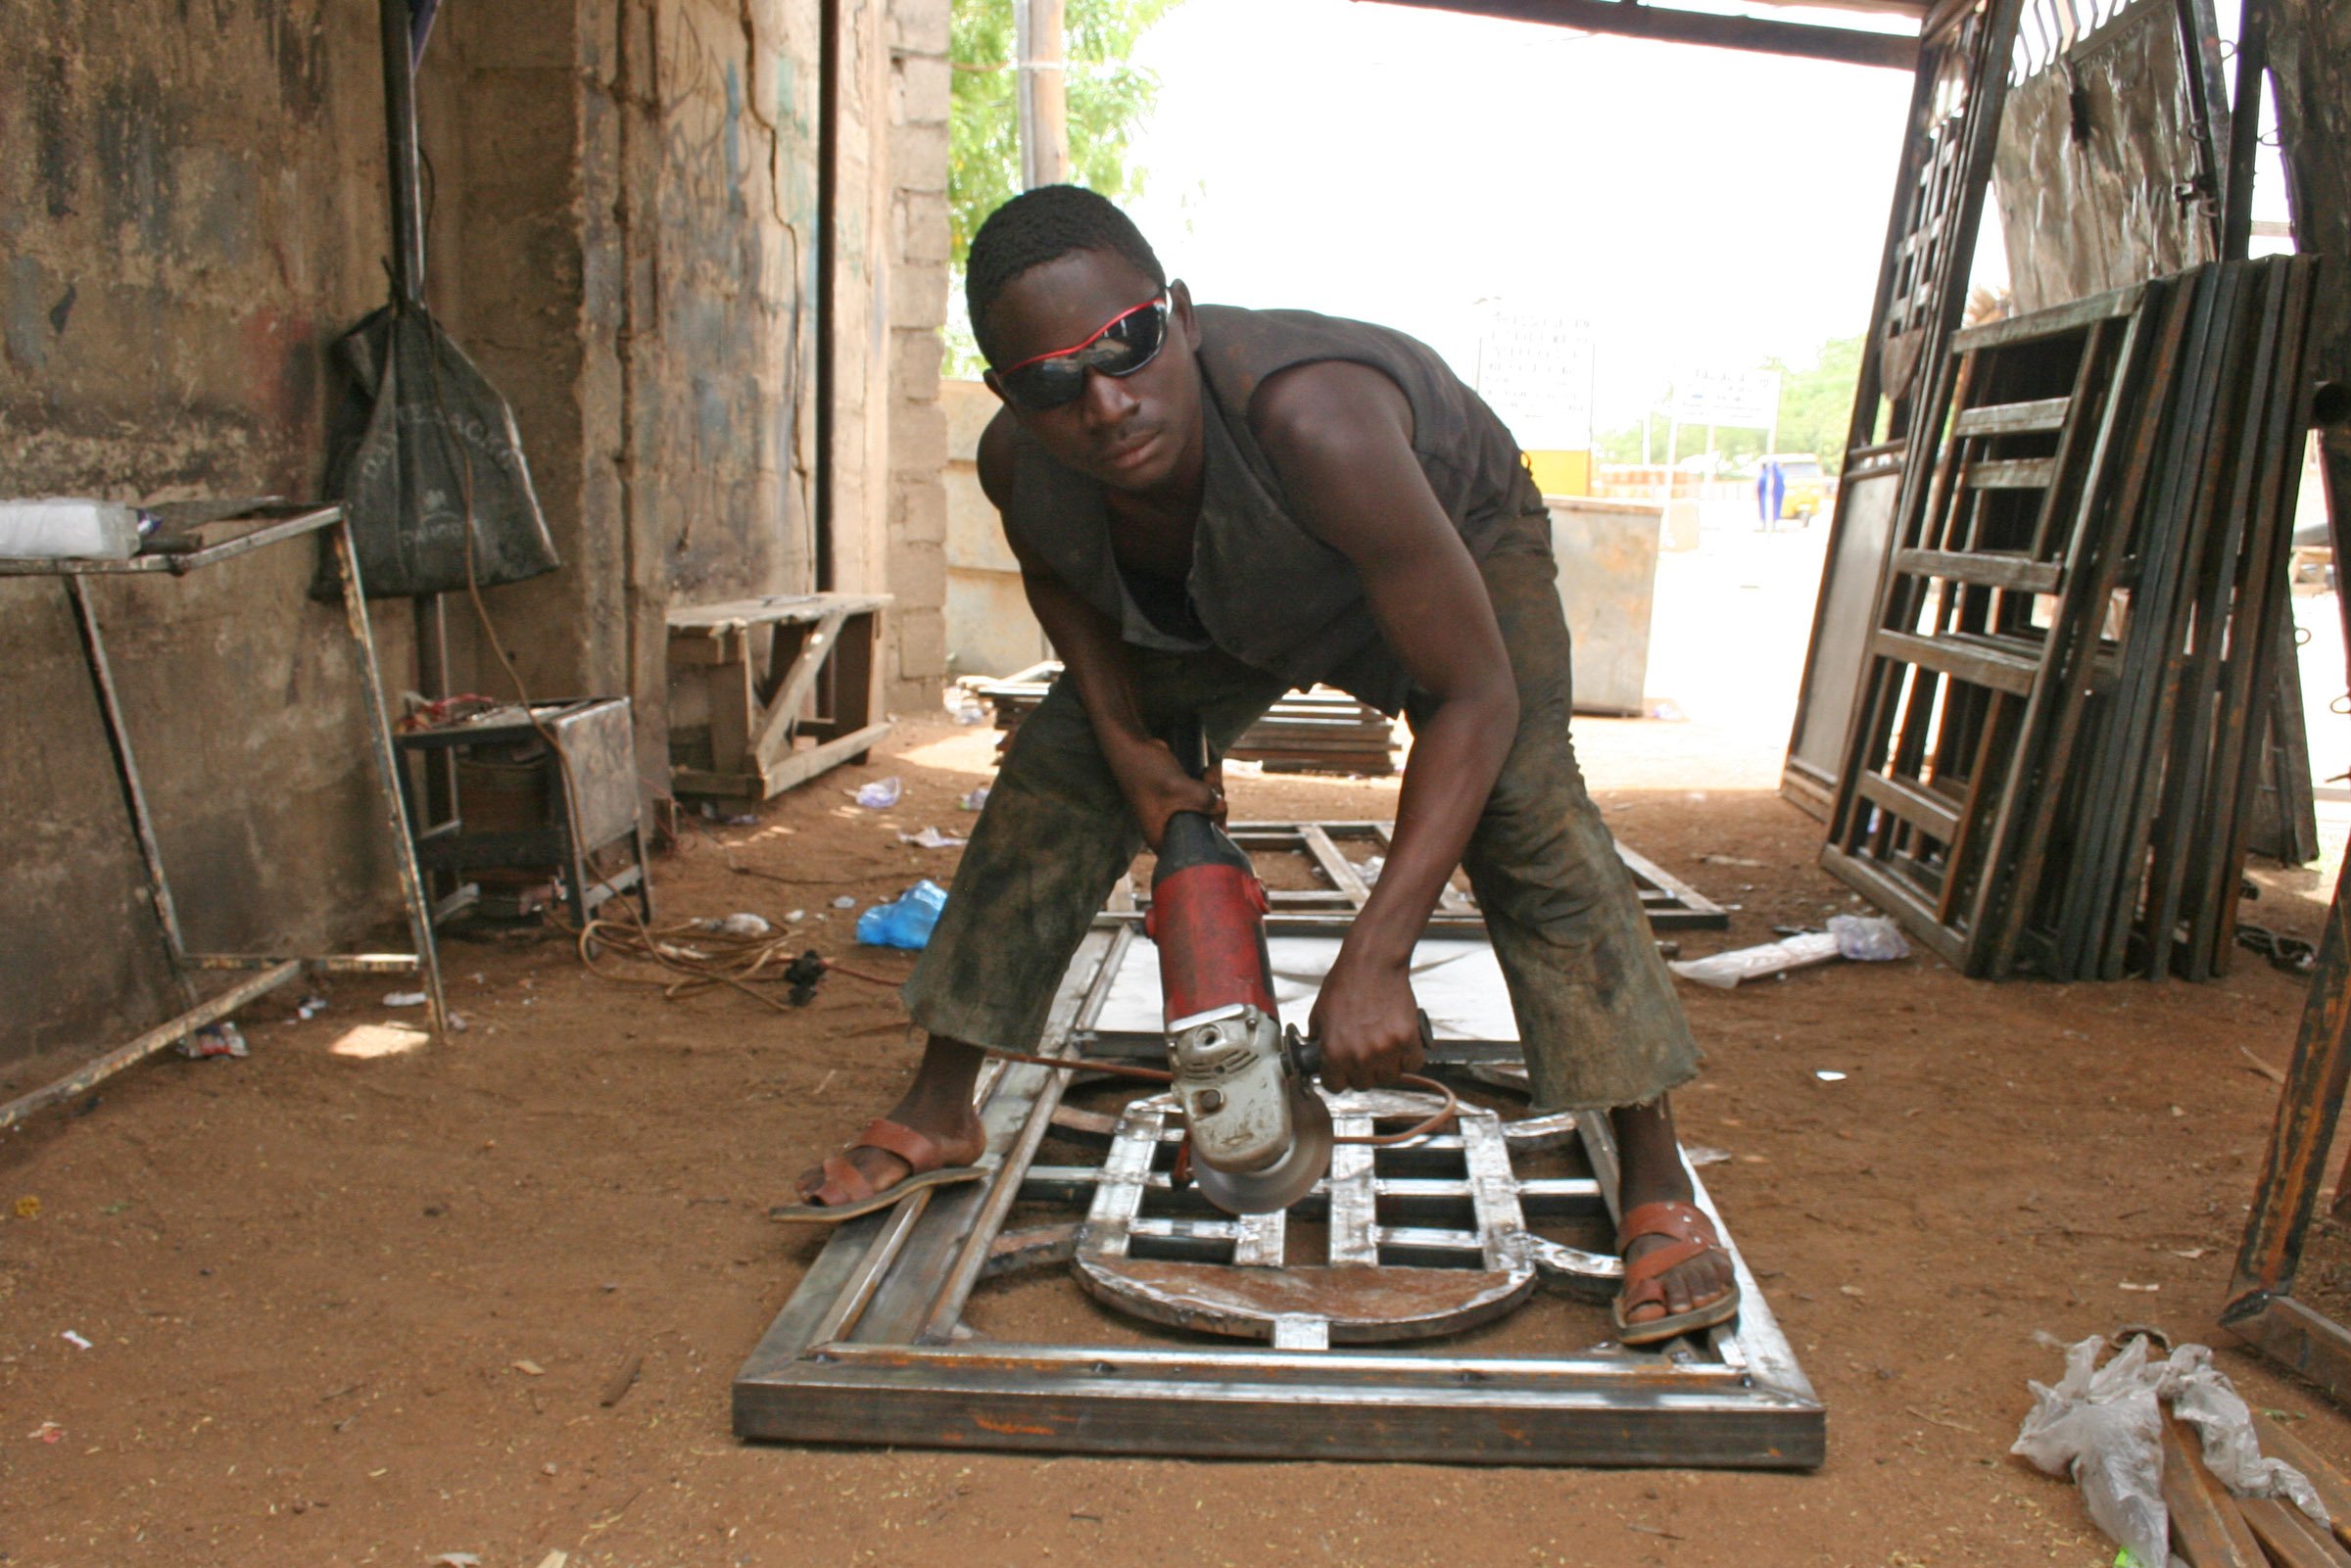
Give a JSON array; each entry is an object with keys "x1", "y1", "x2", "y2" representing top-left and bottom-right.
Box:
[{"x1": 736, "y1": 922, "x2": 1822, "y2": 1467}]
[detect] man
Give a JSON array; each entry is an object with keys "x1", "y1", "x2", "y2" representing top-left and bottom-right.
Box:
[{"x1": 781, "y1": 186, "x2": 1736, "y2": 1345}]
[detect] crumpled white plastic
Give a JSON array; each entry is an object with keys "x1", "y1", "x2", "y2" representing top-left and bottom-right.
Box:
[
  {"x1": 1667, "y1": 931, "x2": 1841, "y2": 989},
  {"x1": 2012, "y1": 1335, "x2": 2171, "y2": 1567},
  {"x1": 2158, "y1": 1343, "x2": 2328, "y2": 1524},
  {"x1": 2012, "y1": 1335, "x2": 2327, "y2": 1568}
]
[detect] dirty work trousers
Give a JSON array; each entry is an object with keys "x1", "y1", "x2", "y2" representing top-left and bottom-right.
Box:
[{"x1": 900, "y1": 534, "x2": 1703, "y2": 1114}]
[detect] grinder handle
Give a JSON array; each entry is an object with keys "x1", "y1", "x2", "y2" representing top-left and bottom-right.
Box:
[
  {"x1": 1284, "y1": 1009, "x2": 1435, "y2": 1082},
  {"x1": 1164, "y1": 714, "x2": 1214, "y2": 782}
]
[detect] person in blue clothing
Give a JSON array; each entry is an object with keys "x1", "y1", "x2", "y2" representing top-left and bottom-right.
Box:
[{"x1": 1756, "y1": 458, "x2": 1787, "y2": 532}]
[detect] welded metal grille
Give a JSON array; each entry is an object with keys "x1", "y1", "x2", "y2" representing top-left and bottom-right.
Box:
[{"x1": 735, "y1": 925, "x2": 1823, "y2": 1467}]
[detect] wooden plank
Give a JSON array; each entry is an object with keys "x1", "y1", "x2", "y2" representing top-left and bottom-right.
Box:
[
  {"x1": 1950, "y1": 396, "x2": 2072, "y2": 436},
  {"x1": 1871, "y1": 629, "x2": 2039, "y2": 696},
  {"x1": 751, "y1": 607, "x2": 848, "y2": 765},
  {"x1": 671, "y1": 721, "x2": 892, "y2": 800},
  {"x1": 2246, "y1": 1415, "x2": 2351, "y2": 1551},
  {"x1": 1891, "y1": 548, "x2": 2062, "y2": 593},
  {"x1": 666, "y1": 592, "x2": 889, "y2": 631},
  {"x1": 2242, "y1": 1497, "x2": 2351, "y2": 1567},
  {"x1": 2162, "y1": 1413, "x2": 2267, "y2": 1568}
]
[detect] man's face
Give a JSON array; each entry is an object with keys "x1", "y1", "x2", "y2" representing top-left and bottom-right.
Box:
[{"x1": 983, "y1": 250, "x2": 1204, "y2": 497}]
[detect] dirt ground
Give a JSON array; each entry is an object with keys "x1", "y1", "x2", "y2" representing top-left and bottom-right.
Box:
[{"x1": 8, "y1": 533, "x2": 2351, "y2": 1566}]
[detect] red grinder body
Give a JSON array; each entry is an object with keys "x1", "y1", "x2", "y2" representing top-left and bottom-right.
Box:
[{"x1": 1145, "y1": 806, "x2": 1332, "y2": 1213}]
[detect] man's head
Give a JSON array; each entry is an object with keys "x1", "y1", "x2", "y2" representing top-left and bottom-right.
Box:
[{"x1": 969, "y1": 185, "x2": 1202, "y2": 496}]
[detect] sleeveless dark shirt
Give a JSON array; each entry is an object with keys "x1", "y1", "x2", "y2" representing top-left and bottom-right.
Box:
[{"x1": 1001, "y1": 304, "x2": 1549, "y2": 714}]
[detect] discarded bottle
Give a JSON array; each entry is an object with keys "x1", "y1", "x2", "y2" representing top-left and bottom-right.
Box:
[{"x1": 855, "y1": 879, "x2": 948, "y2": 950}]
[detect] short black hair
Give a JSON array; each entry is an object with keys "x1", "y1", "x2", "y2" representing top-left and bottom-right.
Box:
[{"x1": 966, "y1": 185, "x2": 1166, "y2": 364}]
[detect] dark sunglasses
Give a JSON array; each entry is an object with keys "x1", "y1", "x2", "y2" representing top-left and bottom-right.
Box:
[{"x1": 992, "y1": 290, "x2": 1172, "y2": 410}]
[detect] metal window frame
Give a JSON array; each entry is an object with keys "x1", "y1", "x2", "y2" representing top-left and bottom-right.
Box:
[{"x1": 735, "y1": 923, "x2": 1823, "y2": 1467}]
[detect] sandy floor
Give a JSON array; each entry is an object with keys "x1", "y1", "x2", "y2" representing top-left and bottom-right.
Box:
[{"x1": 4, "y1": 519, "x2": 2349, "y2": 1566}]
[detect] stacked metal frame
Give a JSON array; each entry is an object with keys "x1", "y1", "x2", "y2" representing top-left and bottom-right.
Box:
[{"x1": 1822, "y1": 257, "x2": 2327, "y2": 980}]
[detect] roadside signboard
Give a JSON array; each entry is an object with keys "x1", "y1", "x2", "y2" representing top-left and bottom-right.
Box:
[
  {"x1": 1474, "y1": 311, "x2": 1595, "y2": 452},
  {"x1": 1672, "y1": 368, "x2": 1782, "y2": 430}
]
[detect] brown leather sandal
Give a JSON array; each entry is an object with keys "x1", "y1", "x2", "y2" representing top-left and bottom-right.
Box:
[
  {"x1": 768, "y1": 1117, "x2": 987, "y2": 1223},
  {"x1": 1611, "y1": 1199, "x2": 1742, "y2": 1346}
]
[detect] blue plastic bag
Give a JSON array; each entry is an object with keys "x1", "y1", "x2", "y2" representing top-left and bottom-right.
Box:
[{"x1": 855, "y1": 879, "x2": 949, "y2": 950}]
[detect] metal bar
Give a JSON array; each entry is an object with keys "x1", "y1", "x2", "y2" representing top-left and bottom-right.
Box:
[
  {"x1": 1951, "y1": 280, "x2": 2153, "y2": 353},
  {"x1": 329, "y1": 516, "x2": 449, "y2": 1037},
  {"x1": 1950, "y1": 396, "x2": 2073, "y2": 436},
  {"x1": 2198, "y1": 259, "x2": 2322, "y2": 973},
  {"x1": 2149, "y1": 261, "x2": 2296, "y2": 978},
  {"x1": 1608, "y1": 841, "x2": 1730, "y2": 927},
  {"x1": 907, "y1": 930, "x2": 1123, "y2": 1344},
  {"x1": 0, "y1": 962, "x2": 302, "y2": 1134},
  {"x1": 1297, "y1": 823, "x2": 1373, "y2": 908},
  {"x1": 1362, "y1": 0, "x2": 1920, "y2": 70},
  {"x1": 1960, "y1": 457, "x2": 2058, "y2": 489},
  {"x1": 0, "y1": 508, "x2": 343, "y2": 578},
  {"x1": 1855, "y1": 770, "x2": 1961, "y2": 842},
  {"x1": 2221, "y1": 0, "x2": 2268, "y2": 261},
  {"x1": 1081, "y1": 1029, "x2": 1523, "y2": 1065},
  {"x1": 805, "y1": 1339, "x2": 1751, "y2": 1385},
  {"x1": 186, "y1": 953, "x2": 433, "y2": 974},
  {"x1": 2220, "y1": 1295, "x2": 2351, "y2": 1416},
  {"x1": 1981, "y1": 287, "x2": 2183, "y2": 974},
  {"x1": 1868, "y1": 629, "x2": 2039, "y2": 695},
  {"x1": 2224, "y1": 831, "x2": 2351, "y2": 1315},
  {"x1": 802, "y1": 1185, "x2": 938, "y2": 1348},
  {"x1": 64, "y1": 577, "x2": 196, "y2": 1004},
  {"x1": 1888, "y1": 548, "x2": 2061, "y2": 593},
  {"x1": 379, "y1": 0, "x2": 426, "y2": 304}
]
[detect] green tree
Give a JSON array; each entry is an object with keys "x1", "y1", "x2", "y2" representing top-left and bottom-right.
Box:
[
  {"x1": 1771, "y1": 333, "x2": 1866, "y2": 470},
  {"x1": 947, "y1": 0, "x2": 1186, "y2": 375}
]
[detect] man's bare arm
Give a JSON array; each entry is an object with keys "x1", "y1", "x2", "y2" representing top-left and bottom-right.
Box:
[
  {"x1": 1248, "y1": 361, "x2": 1521, "y2": 1089},
  {"x1": 979, "y1": 413, "x2": 1221, "y2": 846}
]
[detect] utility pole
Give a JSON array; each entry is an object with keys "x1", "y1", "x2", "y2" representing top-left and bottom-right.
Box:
[{"x1": 1017, "y1": 0, "x2": 1069, "y2": 190}]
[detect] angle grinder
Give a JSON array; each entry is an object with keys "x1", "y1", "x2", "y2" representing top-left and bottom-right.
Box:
[{"x1": 1143, "y1": 721, "x2": 1333, "y2": 1214}]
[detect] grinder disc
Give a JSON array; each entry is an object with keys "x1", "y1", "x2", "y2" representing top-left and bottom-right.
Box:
[{"x1": 1191, "y1": 1086, "x2": 1334, "y2": 1215}]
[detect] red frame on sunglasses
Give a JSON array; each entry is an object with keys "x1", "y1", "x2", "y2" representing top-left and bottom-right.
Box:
[{"x1": 992, "y1": 290, "x2": 1171, "y2": 408}]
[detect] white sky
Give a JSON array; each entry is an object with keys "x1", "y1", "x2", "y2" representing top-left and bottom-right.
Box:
[
  {"x1": 1123, "y1": 0, "x2": 1924, "y2": 427},
  {"x1": 1119, "y1": 0, "x2": 2291, "y2": 431}
]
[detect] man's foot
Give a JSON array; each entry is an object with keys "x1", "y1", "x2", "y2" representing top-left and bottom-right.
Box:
[
  {"x1": 789, "y1": 1034, "x2": 988, "y2": 1212},
  {"x1": 1610, "y1": 1096, "x2": 1739, "y2": 1342}
]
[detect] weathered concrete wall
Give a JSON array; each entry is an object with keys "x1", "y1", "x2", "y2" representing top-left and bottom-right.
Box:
[
  {"x1": 0, "y1": 0, "x2": 952, "y2": 1071},
  {"x1": 940, "y1": 377, "x2": 1052, "y2": 677},
  {"x1": 0, "y1": 0, "x2": 413, "y2": 1067},
  {"x1": 885, "y1": 0, "x2": 951, "y2": 710}
]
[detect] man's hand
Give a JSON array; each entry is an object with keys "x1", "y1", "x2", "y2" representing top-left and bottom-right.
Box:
[
  {"x1": 1113, "y1": 737, "x2": 1226, "y2": 851},
  {"x1": 1306, "y1": 950, "x2": 1425, "y2": 1091}
]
